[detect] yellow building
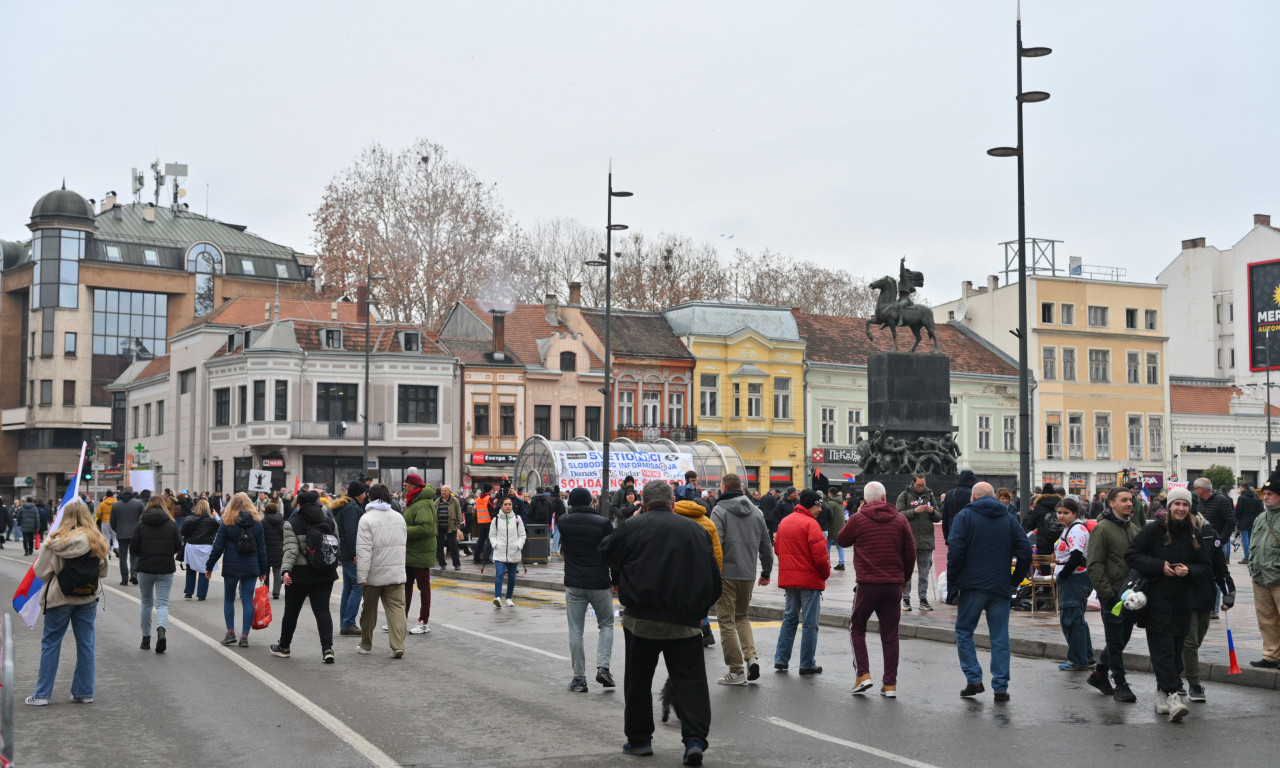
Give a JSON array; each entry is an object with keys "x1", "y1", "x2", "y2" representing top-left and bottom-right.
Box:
[
  {"x1": 935, "y1": 274, "x2": 1169, "y2": 496},
  {"x1": 662, "y1": 303, "x2": 805, "y2": 492}
]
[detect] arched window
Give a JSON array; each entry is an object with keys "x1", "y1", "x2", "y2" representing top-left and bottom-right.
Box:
[
  {"x1": 559, "y1": 351, "x2": 577, "y2": 372},
  {"x1": 186, "y1": 243, "x2": 223, "y2": 317}
]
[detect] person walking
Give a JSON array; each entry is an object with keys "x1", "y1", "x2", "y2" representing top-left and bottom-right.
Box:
[
  {"x1": 204, "y1": 492, "x2": 269, "y2": 647},
  {"x1": 436, "y1": 484, "x2": 463, "y2": 571},
  {"x1": 1181, "y1": 506, "x2": 1235, "y2": 702},
  {"x1": 822, "y1": 491, "x2": 846, "y2": 571},
  {"x1": 472, "y1": 483, "x2": 494, "y2": 564},
  {"x1": 601, "y1": 480, "x2": 721, "y2": 765},
  {"x1": 356, "y1": 484, "x2": 408, "y2": 658},
  {"x1": 26, "y1": 500, "x2": 110, "y2": 706},
  {"x1": 401, "y1": 474, "x2": 437, "y2": 634},
  {"x1": 773, "y1": 489, "x2": 831, "y2": 675},
  {"x1": 945, "y1": 482, "x2": 1032, "y2": 702},
  {"x1": 675, "y1": 494, "x2": 723, "y2": 648},
  {"x1": 1247, "y1": 471, "x2": 1280, "y2": 670},
  {"x1": 180, "y1": 499, "x2": 220, "y2": 600},
  {"x1": 940, "y1": 470, "x2": 978, "y2": 542},
  {"x1": 709, "y1": 473, "x2": 773, "y2": 686},
  {"x1": 1085, "y1": 486, "x2": 1142, "y2": 702},
  {"x1": 131, "y1": 496, "x2": 183, "y2": 653},
  {"x1": 332, "y1": 480, "x2": 367, "y2": 636},
  {"x1": 94, "y1": 492, "x2": 116, "y2": 557},
  {"x1": 838, "y1": 481, "x2": 915, "y2": 698},
  {"x1": 110, "y1": 487, "x2": 144, "y2": 584},
  {"x1": 896, "y1": 472, "x2": 940, "y2": 612},
  {"x1": 17, "y1": 497, "x2": 41, "y2": 557},
  {"x1": 271, "y1": 489, "x2": 340, "y2": 663},
  {"x1": 1125, "y1": 487, "x2": 1211, "y2": 722},
  {"x1": 558, "y1": 487, "x2": 616, "y2": 692},
  {"x1": 490, "y1": 496, "x2": 526, "y2": 607},
  {"x1": 1051, "y1": 497, "x2": 1095, "y2": 671},
  {"x1": 262, "y1": 501, "x2": 286, "y2": 598},
  {"x1": 1193, "y1": 477, "x2": 1236, "y2": 617},
  {"x1": 1236, "y1": 483, "x2": 1261, "y2": 564}
]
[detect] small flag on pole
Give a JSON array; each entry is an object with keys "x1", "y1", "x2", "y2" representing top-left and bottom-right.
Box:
[{"x1": 12, "y1": 442, "x2": 87, "y2": 627}]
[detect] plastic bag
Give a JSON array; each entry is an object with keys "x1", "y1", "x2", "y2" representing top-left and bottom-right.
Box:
[
  {"x1": 936, "y1": 572, "x2": 947, "y2": 600},
  {"x1": 34, "y1": 533, "x2": 41, "y2": 550},
  {"x1": 251, "y1": 584, "x2": 272, "y2": 630}
]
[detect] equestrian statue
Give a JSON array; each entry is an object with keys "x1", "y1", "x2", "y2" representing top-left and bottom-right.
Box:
[{"x1": 866, "y1": 257, "x2": 938, "y2": 352}]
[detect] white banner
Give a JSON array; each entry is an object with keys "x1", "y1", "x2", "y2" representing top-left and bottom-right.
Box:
[{"x1": 553, "y1": 450, "x2": 696, "y2": 493}]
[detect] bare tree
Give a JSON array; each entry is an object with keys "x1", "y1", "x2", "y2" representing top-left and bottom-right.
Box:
[{"x1": 725, "y1": 247, "x2": 877, "y2": 317}]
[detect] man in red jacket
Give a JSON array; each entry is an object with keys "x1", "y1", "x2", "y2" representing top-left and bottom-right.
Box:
[
  {"x1": 772, "y1": 489, "x2": 831, "y2": 675},
  {"x1": 837, "y1": 481, "x2": 916, "y2": 697}
]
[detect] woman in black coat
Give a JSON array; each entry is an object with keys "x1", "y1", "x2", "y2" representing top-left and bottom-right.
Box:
[
  {"x1": 262, "y1": 502, "x2": 287, "y2": 599},
  {"x1": 131, "y1": 496, "x2": 183, "y2": 653},
  {"x1": 1125, "y1": 488, "x2": 1211, "y2": 722},
  {"x1": 180, "y1": 499, "x2": 221, "y2": 600}
]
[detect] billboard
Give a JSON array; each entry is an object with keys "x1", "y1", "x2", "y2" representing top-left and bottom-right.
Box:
[
  {"x1": 1248, "y1": 258, "x2": 1280, "y2": 370},
  {"x1": 553, "y1": 450, "x2": 695, "y2": 492}
]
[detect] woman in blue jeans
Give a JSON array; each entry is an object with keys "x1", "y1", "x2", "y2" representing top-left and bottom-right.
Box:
[
  {"x1": 205, "y1": 492, "x2": 269, "y2": 647},
  {"x1": 28, "y1": 500, "x2": 110, "y2": 706},
  {"x1": 181, "y1": 499, "x2": 220, "y2": 599},
  {"x1": 1052, "y1": 498, "x2": 1095, "y2": 670},
  {"x1": 489, "y1": 498, "x2": 526, "y2": 607},
  {"x1": 131, "y1": 496, "x2": 183, "y2": 653}
]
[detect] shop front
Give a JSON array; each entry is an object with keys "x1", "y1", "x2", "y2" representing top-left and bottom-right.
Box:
[{"x1": 465, "y1": 452, "x2": 519, "y2": 492}]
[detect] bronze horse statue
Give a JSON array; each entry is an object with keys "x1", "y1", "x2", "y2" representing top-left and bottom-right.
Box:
[{"x1": 866, "y1": 275, "x2": 938, "y2": 352}]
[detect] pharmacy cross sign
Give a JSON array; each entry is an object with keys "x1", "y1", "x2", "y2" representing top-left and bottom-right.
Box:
[{"x1": 134, "y1": 443, "x2": 147, "y2": 453}]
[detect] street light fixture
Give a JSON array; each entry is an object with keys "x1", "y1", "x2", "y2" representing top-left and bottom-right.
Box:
[
  {"x1": 988, "y1": 11, "x2": 1050, "y2": 517},
  {"x1": 586, "y1": 171, "x2": 631, "y2": 500}
]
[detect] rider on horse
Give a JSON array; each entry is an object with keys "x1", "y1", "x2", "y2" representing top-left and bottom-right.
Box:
[{"x1": 896, "y1": 257, "x2": 925, "y2": 325}]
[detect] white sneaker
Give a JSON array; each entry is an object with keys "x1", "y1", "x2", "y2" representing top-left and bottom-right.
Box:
[
  {"x1": 1154, "y1": 690, "x2": 1170, "y2": 715},
  {"x1": 1167, "y1": 692, "x2": 1189, "y2": 722},
  {"x1": 505, "y1": 598, "x2": 515, "y2": 607},
  {"x1": 493, "y1": 597, "x2": 502, "y2": 607},
  {"x1": 70, "y1": 695, "x2": 94, "y2": 704},
  {"x1": 392, "y1": 648, "x2": 405, "y2": 658},
  {"x1": 24, "y1": 696, "x2": 49, "y2": 706},
  {"x1": 408, "y1": 621, "x2": 430, "y2": 635},
  {"x1": 356, "y1": 645, "x2": 371, "y2": 655},
  {"x1": 717, "y1": 671, "x2": 747, "y2": 686},
  {"x1": 381, "y1": 624, "x2": 389, "y2": 632}
]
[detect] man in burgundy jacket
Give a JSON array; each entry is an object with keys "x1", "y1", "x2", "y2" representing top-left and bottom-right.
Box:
[
  {"x1": 837, "y1": 480, "x2": 916, "y2": 698},
  {"x1": 772, "y1": 489, "x2": 831, "y2": 675}
]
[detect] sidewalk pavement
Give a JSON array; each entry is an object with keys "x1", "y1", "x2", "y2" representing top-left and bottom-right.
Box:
[{"x1": 442, "y1": 538, "x2": 1280, "y2": 691}]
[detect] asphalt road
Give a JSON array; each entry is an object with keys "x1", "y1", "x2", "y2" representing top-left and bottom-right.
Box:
[{"x1": 1, "y1": 550, "x2": 1274, "y2": 768}]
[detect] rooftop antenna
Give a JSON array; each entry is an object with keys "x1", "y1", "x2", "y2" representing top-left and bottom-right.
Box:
[
  {"x1": 165, "y1": 163, "x2": 188, "y2": 211},
  {"x1": 131, "y1": 167, "x2": 145, "y2": 203},
  {"x1": 150, "y1": 159, "x2": 164, "y2": 206}
]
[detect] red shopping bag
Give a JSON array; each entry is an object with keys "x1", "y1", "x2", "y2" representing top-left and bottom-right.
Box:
[
  {"x1": 33, "y1": 533, "x2": 41, "y2": 550},
  {"x1": 251, "y1": 584, "x2": 272, "y2": 630}
]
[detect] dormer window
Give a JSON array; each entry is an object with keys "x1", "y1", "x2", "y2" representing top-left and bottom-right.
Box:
[
  {"x1": 559, "y1": 351, "x2": 577, "y2": 372},
  {"x1": 227, "y1": 333, "x2": 237, "y2": 353},
  {"x1": 243, "y1": 330, "x2": 253, "y2": 350},
  {"x1": 402, "y1": 331, "x2": 421, "y2": 352},
  {"x1": 241, "y1": 258, "x2": 255, "y2": 276},
  {"x1": 143, "y1": 248, "x2": 159, "y2": 266},
  {"x1": 324, "y1": 329, "x2": 343, "y2": 349}
]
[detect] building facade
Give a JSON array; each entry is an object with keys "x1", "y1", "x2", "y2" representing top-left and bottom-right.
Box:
[{"x1": 1169, "y1": 376, "x2": 1277, "y2": 488}]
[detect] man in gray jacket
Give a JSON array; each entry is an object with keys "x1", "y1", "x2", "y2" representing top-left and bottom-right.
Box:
[
  {"x1": 709, "y1": 473, "x2": 774, "y2": 685},
  {"x1": 896, "y1": 473, "x2": 941, "y2": 612},
  {"x1": 110, "y1": 487, "x2": 145, "y2": 585}
]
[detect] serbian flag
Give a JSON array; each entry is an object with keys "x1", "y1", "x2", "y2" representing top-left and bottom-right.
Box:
[
  {"x1": 842, "y1": 473, "x2": 857, "y2": 483},
  {"x1": 13, "y1": 442, "x2": 87, "y2": 628}
]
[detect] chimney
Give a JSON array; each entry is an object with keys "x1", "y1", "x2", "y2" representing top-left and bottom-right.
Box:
[
  {"x1": 491, "y1": 310, "x2": 507, "y2": 361},
  {"x1": 1256, "y1": 214, "x2": 1272, "y2": 228},
  {"x1": 544, "y1": 294, "x2": 559, "y2": 326},
  {"x1": 568, "y1": 282, "x2": 582, "y2": 305},
  {"x1": 1181, "y1": 237, "x2": 1206, "y2": 250},
  {"x1": 113, "y1": 203, "x2": 123, "y2": 221},
  {"x1": 142, "y1": 204, "x2": 156, "y2": 223},
  {"x1": 962, "y1": 280, "x2": 973, "y2": 299},
  {"x1": 330, "y1": 301, "x2": 338, "y2": 321},
  {"x1": 102, "y1": 192, "x2": 116, "y2": 211},
  {"x1": 356, "y1": 283, "x2": 369, "y2": 324},
  {"x1": 987, "y1": 275, "x2": 999, "y2": 292}
]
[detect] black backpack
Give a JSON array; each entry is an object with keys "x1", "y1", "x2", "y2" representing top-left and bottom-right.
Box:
[
  {"x1": 304, "y1": 522, "x2": 339, "y2": 573},
  {"x1": 57, "y1": 552, "x2": 101, "y2": 598},
  {"x1": 235, "y1": 526, "x2": 256, "y2": 556}
]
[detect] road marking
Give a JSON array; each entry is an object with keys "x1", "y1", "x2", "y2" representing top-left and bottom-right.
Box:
[
  {"x1": 765, "y1": 717, "x2": 944, "y2": 768},
  {"x1": 438, "y1": 621, "x2": 571, "y2": 661}
]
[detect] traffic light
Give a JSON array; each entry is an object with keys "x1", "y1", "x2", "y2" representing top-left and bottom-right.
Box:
[{"x1": 81, "y1": 467, "x2": 93, "y2": 483}]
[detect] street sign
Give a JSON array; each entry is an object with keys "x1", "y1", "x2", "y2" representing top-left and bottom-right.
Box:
[
  {"x1": 86, "y1": 486, "x2": 113, "y2": 493},
  {"x1": 97, "y1": 441, "x2": 118, "y2": 450}
]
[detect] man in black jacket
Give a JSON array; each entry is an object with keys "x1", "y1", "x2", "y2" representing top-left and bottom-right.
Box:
[
  {"x1": 559, "y1": 487, "x2": 616, "y2": 692},
  {"x1": 1194, "y1": 477, "x2": 1236, "y2": 615},
  {"x1": 1236, "y1": 483, "x2": 1262, "y2": 563},
  {"x1": 333, "y1": 480, "x2": 366, "y2": 636},
  {"x1": 111, "y1": 487, "x2": 145, "y2": 584},
  {"x1": 940, "y1": 470, "x2": 978, "y2": 541},
  {"x1": 601, "y1": 480, "x2": 721, "y2": 765}
]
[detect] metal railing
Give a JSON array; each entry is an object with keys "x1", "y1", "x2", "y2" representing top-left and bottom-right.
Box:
[
  {"x1": 292, "y1": 420, "x2": 385, "y2": 440},
  {"x1": 614, "y1": 423, "x2": 698, "y2": 442}
]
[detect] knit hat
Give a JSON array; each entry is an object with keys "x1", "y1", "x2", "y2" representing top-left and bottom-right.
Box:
[
  {"x1": 1166, "y1": 487, "x2": 1193, "y2": 507},
  {"x1": 347, "y1": 480, "x2": 368, "y2": 498},
  {"x1": 297, "y1": 490, "x2": 319, "y2": 507},
  {"x1": 798, "y1": 489, "x2": 823, "y2": 508},
  {"x1": 404, "y1": 473, "x2": 425, "y2": 488},
  {"x1": 568, "y1": 488, "x2": 592, "y2": 507},
  {"x1": 1263, "y1": 471, "x2": 1280, "y2": 495}
]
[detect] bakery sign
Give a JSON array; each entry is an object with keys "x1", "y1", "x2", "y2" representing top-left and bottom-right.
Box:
[
  {"x1": 471, "y1": 452, "x2": 518, "y2": 465},
  {"x1": 1180, "y1": 444, "x2": 1235, "y2": 454}
]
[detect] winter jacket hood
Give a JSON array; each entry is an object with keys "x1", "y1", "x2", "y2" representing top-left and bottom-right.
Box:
[
  {"x1": 131, "y1": 507, "x2": 183, "y2": 574},
  {"x1": 774, "y1": 507, "x2": 831, "y2": 590},
  {"x1": 205, "y1": 512, "x2": 268, "y2": 579},
  {"x1": 356, "y1": 500, "x2": 407, "y2": 587},
  {"x1": 675, "y1": 500, "x2": 723, "y2": 571},
  {"x1": 403, "y1": 485, "x2": 438, "y2": 569},
  {"x1": 837, "y1": 500, "x2": 916, "y2": 584},
  {"x1": 945, "y1": 495, "x2": 1032, "y2": 598},
  {"x1": 710, "y1": 492, "x2": 773, "y2": 581},
  {"x1": 35, "y1": 528, "x2": 109, "y2": 609},
  {"x1": 489, "y1": 510, "x2": 526, "y2": 563},
  {"x1": 332, "y1": 495, "x2": 364, "y2": 562}
]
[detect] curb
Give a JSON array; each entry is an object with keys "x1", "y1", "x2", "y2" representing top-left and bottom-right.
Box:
[{"x1": 439, "y1": 567, "x2": 1279, "y2": 691}]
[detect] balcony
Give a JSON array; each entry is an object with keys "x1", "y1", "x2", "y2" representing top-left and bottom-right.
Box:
[
  {"x1": 614, "y1": 423, "x2": 698, "y2": 442},
  {"x1": 293, "y1": 420, "x2": 385, "y2": 440}
]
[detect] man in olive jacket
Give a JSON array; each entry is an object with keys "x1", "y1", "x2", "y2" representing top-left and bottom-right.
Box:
[
  {"x1": 402, "y1": 475, "x2": 437, "y2": 635},
  {"x1": 896, "y1": 473, "x2": 940, "y2": 612},
  {"x1": 1085, "y1": 487, "x2": 1140, "y2": 703},
  {"x1": 436, "y1": 485, "x2": 464, "y2": 571}
]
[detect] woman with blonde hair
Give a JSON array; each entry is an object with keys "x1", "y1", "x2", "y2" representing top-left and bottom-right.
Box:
[
  {"x1": 27, "y1": 500, "x2": 110, "y2": 705},
  {"x1": 204, "y1": 492, "x2": 268, "y2": 646},
  {"x1": 181, "y1": 499, "x2": 220, "y2": 600}
]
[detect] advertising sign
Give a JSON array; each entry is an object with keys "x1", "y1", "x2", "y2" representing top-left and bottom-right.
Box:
[
  {"x1": 1248, "y1": 258, "x2": 1280, "y2": 370},
  {"x1": 810, "y1": 448, "x2": 825, "y2": 464},
  {"x1": 553, "y1": 450, "x2": 695, "y2": 492}
]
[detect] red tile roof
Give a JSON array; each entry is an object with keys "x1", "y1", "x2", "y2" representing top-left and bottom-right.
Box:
[
  {"x1": 136, "y1": 355, "x2": 170, "y2": 380},
  {"x1": 177, "y1": 296, "x2": 364, "y2": 334},
  {"x1": 456, "y1": 300, "x2": 603, "y2": 368},
  {"x1": 792, "y1": 311, "x2": 1019, "y2": 376},
  {"x1": 213, "y1": 322, "x2": 446, "y2": 357},
  {"x1": 1170, "y1": 382, "x2": 1280, "y2": 416}
]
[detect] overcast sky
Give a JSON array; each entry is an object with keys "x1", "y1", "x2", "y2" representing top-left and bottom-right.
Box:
[{"x1": 4, "y1": 1, "x2": 1277, "y2": 307}]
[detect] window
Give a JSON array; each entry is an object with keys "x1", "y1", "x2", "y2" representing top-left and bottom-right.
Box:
[
  {"x1": 143, "y1": 248, "x2": 159, "y2": 266},
  {"x1": 1042, "y1": 347, "x2": 1056, "y2": 380},
  {"x1": 157, "y1": 400, "x2": 164, "y2": 435},
  {"x1": 820, "y1": 407, "x2": 836, "y2": 444},
  {"x1": 1126, "y1": 351, "x2": 1140, "y2": 384},
  {"x1": 700, "y1": 374, "x2": 718, "y2": 417},
  {"x1": 37, "y1": 380, "x2": 53, "y2": 406},
  {"x1": 1095, "y1": 413, "x2": 1111, "y2": 460},
  {"x1": 1230, "y1": 348, "x2": 1236, "y2": 369},
  {"x1": 1045, "y1": 412, "x2": 1062, "y2": 460},
  {"x1": 1061, "y1": 347, "x2": 1076, "y2": 381},
  {"x1": 1127, "y1": 415, "x2": 1143, "y2": 460},
  {"x1": 559, "y1": 351, "x2": 577, "y2": 372},
  {"x1": 618, "y1": 390, "x2": 634, "y2": 425},
  {"x1": 584, "y1": 406, "x2": 601, "y2": 441},
  {"x1": 1229, "y1": 304, "x2": 1234, "y2": 322},
  {"x1": 275, "y1": 263, "x2": 289, "y2": 279},
  {"x1": 747, "y1": 383, "x2": 763, "y2": 418},
  {"x1": 1041, "y1": 302, "x2": 1054, "y2": 323},
  {"x1": 105, "y1": 245, "x2": 122, "y2": 262},
  {"x1": 1068, "y1": 412, "x2": 1084, "y2": 459},
  {"x1": 1145, "y1": 309, "x2": 1157, "y2": 331},
  {"x1": 324, "y1": 329, "x2": 342, "y2": 349},
  {"x1": 533, "y1": 405, "x2": 552, "y2": 437},
  {"x1": 1146, "y1": 352, "x2": 1159, "y2": 385},
  {"x1": 668, "y1": 392, "x2": 684, "y2": 426},
  {"x1": 131, "y1": 405, "x2": 139, "y2": 435},
  {"x1": 240, "y1": 258, "x2": 255, "y2": 275},
  {"x1": 187, "y1": 243, "x2": 223, "y2": 318},
  {"x1": 237, "y1": 384, "x2": 247, "y2": 425},
  {"x1": 847, "y1": 409, "x2": 862, "y2": 444},
  {"x1": 1003, "y1": 415, "x2": 1017, "y2": 452},
  {"x1": 773, "y1": 378, "x2": 792, "y2": 419},
  {"x1": 1060, "y1": 304, "x2": 1075, "y2": 325},
  {"x1": 473, "y1": 403, "x2": 490, "y2": 436},
  {"x1": 41, "y1": 308, "x2": 54, "y2": 356},
  {"x1": 214, "y1": 388, "x2": 231, "y2": 426},
  {"x1": 179, "y1": 368, "x2": 195, "y2": 394},
  {"x1": 64, "y1": 332, "x2": 76, "y2": 356},
  {"x1": 1088, "y1": 349, "x2": 1110, "y2": 383},
  {"x1": 559, "y1": 406, "x2": 576, "y2": 439},
  {"x1": 213, "y1": 459, "x2": 223, "y2": 495},
  {"x1": 402, "y1": 332, "x2": 421, "y2": 352},
  {"x1": 977, "y1": 414, "x2": 992, "y2": 451},
  {"x1": 91, "y1": 289, "x2": 169, "y2": 357},
  {"x1": 1148, "y1": 416, "x2": 1164, "y2": 461},
  {"x1": 253, "y1": 380, "x2": 266, "y2": 421},
  {"x1": 733, "y1": 384, "x2": 741, "y2": 417},
  {"x1": 315, "y1": 382, "x2": 357, "y2": 422},
  {"x1": 63, "y1": 380, "x2": 75, "y2": 406},
  {"x1": 1088, "y1": 306, "x2": 1108, "y2": 327},
  {"x1": 500, "y1": 404, "x2": 516, "y2": 436},
  {"x1": 641, "y1": 391, "x2": 660, "y2": 425},
  {"x1": 1125, "y1": 308, "x2": 1138, "y2": 330},
  {"x1": 274, "y1": 380, "x2": 288, "y2": 421},
  {"x1": 143, "y1": 403, "x2": 152, "y2": 436},
  {"x1": 31, "y1": 230, "x2": 82, "y2": 309},
  {"x1": 397, "y1": 385, "x2": 438, "y2": 424}
]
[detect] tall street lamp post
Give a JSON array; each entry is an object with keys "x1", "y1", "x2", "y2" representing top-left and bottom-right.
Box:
[
  {"x1": 988, "y1": 10, "x2": 1050, "y2": 516},
  {"x1": 361, "y1": 262, "x2": 384, "y2": 479},
  {"x1": 1257, "y1": 330, "x2": 1274, "y2": 474},
  {"x1": 586, "y1": 171, "x2": 632, "y2": 499}
]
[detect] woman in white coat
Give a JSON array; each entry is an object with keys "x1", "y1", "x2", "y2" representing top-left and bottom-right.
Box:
[
  {"x1": 489, "y1": 497, "x2": 526, "y2": 608},
  {"x1": 355, "y1": 484, "x2": 409, "y2": 657}
]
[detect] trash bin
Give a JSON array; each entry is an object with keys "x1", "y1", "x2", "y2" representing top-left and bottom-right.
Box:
[{"x1": 523, "y1": 523, "x2": 550, "y2": 564}]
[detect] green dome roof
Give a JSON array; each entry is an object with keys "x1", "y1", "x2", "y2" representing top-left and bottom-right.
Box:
[{"x1": 30, "y1": 185, "x2": 94, "y2": 225}]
